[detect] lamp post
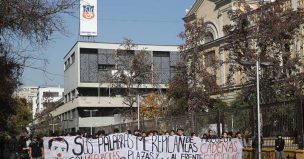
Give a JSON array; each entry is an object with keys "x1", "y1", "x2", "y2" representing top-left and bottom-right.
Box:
[
  {"x1": 240, "y1": 60, "x2": 272, "y2": 159},
  {"x1": 49, "y1": 123, "x2": 58, "y2": 134},
  {"x1": 137, "y1": 94, "x2": 140, "y2": 130},
  {"x1": 84, "y1": 109, "x2": 98, "y2": 135}
]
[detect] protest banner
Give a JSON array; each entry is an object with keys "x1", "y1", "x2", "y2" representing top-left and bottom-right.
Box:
[{"x1": 43, "y1": 134, "x2": 243, "y2": 159}]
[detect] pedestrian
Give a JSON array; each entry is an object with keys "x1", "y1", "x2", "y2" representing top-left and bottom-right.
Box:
[
  {"x1": 18, "y1": 136, "x2": 30, "y2": 159},
  {"x1": 275, "y1": 134, "x2": 285, "y2": 159},
  {"x1": 29, "y1": 136, "x2": 43, "y2": 159},
  {"x1": 8, "y1": 135, "x2": 19, "y2": 159}
]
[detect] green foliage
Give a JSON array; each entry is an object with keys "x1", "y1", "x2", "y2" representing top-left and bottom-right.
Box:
[{"x1": 7, "y1": 98, "x2": 32, "y2": 135}]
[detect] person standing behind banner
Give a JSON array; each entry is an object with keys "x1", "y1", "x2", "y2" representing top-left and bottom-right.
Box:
[
  {"x1": 236, "y1": 131, "x2": 247, "y2": 159},
  {"x1": 177, "y1": 129, "x2": 184, "y2": 136},
  {"x1": 29, "y1": 136, "x2": 43, "y2": 159},
  {"x1": 275, "y1": 134, "x2": 285, "y2": 159},
  {"x1": 236, "y1": 131, "x2": 247, "y2": 147}
]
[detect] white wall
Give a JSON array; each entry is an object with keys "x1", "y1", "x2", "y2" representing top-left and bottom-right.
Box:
[
  {"x1": 32, "y1": 97, "x2": 37, "y2": 119},
  {"x1": 36, "y1": 86, "x2": 64, "y2": 113},
  {"x1": 79, "y1": 116, "x2": 115, "y2": 127},
  {"x1": 64, "y1": 44, "x2": 79, "y2": 95}
]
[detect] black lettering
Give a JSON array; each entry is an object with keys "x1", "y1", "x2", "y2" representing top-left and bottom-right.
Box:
[
  {"x1": 72, "y1": 136, "x2": 83, "y2": 156},
  {"x1": 98, "y1": 137, "x2": 104, "y2": 153},
  {"x1": 128, "y1": 150, "x2": 134, "y2": 159}
]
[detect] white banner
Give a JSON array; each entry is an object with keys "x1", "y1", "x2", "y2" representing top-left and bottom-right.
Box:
[
  {"x1": 43, "y1": 134, "x2": 243, "y2": 159},
  {"x1": 80, "y1": 0, "x2": 97, "y2": 36}
]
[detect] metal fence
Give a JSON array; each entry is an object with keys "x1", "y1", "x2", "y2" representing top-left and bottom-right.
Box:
[{"x1": 96, "y1": 99, "x2": 304, "y2": 149}]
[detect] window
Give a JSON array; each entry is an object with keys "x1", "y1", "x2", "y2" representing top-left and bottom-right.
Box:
[
  {"x1": 205, "y1": 32, "x2": 214, "y2": 43},
  {"x1": 64, "y1": 61, "x2": 68, "y2": 70},
  {"x1": 71, "y1": 52, "x2": 75, "y2": 64},
  {"x1": 204, "y1": 51, "x2": 216, "y2": 67},
  {"x1": 98, "y1": 64, "x2": 115, "y2": 70},
  {"x1": 43, "y1": 92, "x2": 59, "y2": 97},
  {"x1": 153, "y1": 51, "x2": 170, "y2": 57},
  {"x1": 80, "y1": 48, "x2": 98, "y2": 54}
]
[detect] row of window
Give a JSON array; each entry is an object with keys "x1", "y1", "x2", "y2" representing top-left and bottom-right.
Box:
[{"x1": 64, "y1": 52, "x2": 75, "y2": 71}]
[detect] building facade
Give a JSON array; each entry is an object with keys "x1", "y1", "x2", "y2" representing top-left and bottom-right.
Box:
[
  {"x1": 14, "y1": 86, "x2": 38, "y2": 103},
  {"x1": 184, "y1": 0, "x2": 304, "y2": 102},
  {"x1": 35, "y1": 86, "x2": 64, "y2": 118},
  {"x1": 51, "y1": 42, "x2": 179, "y2": 133}
]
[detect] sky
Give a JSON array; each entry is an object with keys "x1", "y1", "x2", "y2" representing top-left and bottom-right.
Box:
[{"x1": 21, "y1": 0, "x2": 195, "y2": 87}]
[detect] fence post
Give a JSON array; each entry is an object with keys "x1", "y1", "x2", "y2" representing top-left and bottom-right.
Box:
[{"x1": 297, "y1": 98, "x2": 304, "y2": 149}]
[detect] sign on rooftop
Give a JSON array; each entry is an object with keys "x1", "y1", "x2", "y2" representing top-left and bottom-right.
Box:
[{"x1": 80, "y1": 0, "x2": 97, "y2": 36}]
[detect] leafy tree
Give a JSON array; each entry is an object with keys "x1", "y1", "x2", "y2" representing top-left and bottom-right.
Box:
[
  {"x1": 224, "y1": 0, "x2": 304, "y2": 102},
  {"x1": 7, "y1": 98, "x2": 32, "y2": 135},
  {"x1": 168, "y1": 18, "x2": 220, "y2": 116},
  {"x1": 0, "y1": 0, "x2": 76, "y2": 135},
  {"x1": 110, "y1": 38, "x2": 156, "y2": 119},
  {"x1": 0, "y1": 53, "x2": 21, "y2": 133},
  {"x1": 140, "y1": 92, "x2": 164, "y2": 119}
]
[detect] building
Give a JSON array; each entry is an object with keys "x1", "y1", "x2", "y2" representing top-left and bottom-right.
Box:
[
  {"x1": 183, "y1": 0, "x2": 304, "y2": 102},
  {"x1": 34, "y1": 86, "x2": 64, "y2": 119},
  {"x1": 51, "y1": 42, "x2": 179, "y2": 133},
  {"x1": 14, "y1": 86, "x2": 38, "y2": 103}
]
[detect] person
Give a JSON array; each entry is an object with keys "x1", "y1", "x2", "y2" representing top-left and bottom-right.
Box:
[
  {"x1": 206, "y1": 130, "x2": 218, "y2": 139},
  {"x1": 236, "y1": 131, "x2": 247, "y2": 148},
  {"x1": 191, "y1": 132, "x2": 197, "y2": 138},
  {"x1": 201, "y1": 133, "x2": 208, "y2": 139},
  {"x1": 142, "y1": 132, "x2": 147, "y2": 137},
  {"x1": 177, "y1": 128, "x2": 184, "y2": 136},
  {"x1": 252, "y1": 135, "x2": 264, "y2": 159},
  {"x1": 113, "y1": 128, "x2": 119, "y2": 134},
  {"x1": 170, "y1": 130, "x2": 176, "y2": 136},
  {"x1": 164, "y1": 131, "x2": 170, "y2": 136},
  {"x1": 275, "y1": 134, "x2": 285, "y2": 159},
  {"x1": 29, "y1": 136, "x2": 43, "y2": 159},
  {"x1": 8, "y1": 136, "x2": 19, "y2": 159},
  {"x1": 48, "y1": 137, "x2": 69, "y2": 159},
  {"x1": 236, "y1": 131, "x2": 247, "y2": 159},
  {"x1": 19, "y1": 136, "x2": 30, "y2": 159}
]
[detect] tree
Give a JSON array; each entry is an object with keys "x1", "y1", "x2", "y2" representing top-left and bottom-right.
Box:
[
  {"x1": 0, "y1": 0, "x2": 76, "y2": 135},
  {"x1": 140, "y1": 92, "x2": 163, "y2": 119},
  {"x1": 110, "y1": 38, "x2": 156, "y2": 119},
  {"x1": 7, "y1": 98, "x2": 32, "y2": 135},
  {"x1": 224, "y1": 0, "x2": 304, "y2": 102},
  {"x1": 168, "y1": 18, "x2": 220, "y2": 116}
]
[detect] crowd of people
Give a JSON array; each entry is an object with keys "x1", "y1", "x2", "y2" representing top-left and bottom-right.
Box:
[{"x1": 0, "y1": 128, "x2": 285, "y2": 159}]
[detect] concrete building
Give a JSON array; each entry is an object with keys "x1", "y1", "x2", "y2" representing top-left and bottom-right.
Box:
[
  {"x1": 14, "y1": 86, "x2": 38, "y2": 102},
  {"x1": 51, "y1": 42, "x2": 179, "y2": 133},
  {"x1": 34, "y1": 86, "x2": 64, "y2": 118}
]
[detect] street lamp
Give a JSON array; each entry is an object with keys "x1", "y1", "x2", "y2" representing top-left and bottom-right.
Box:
[
  {"x1": 49, "y1": 123, "x2": 58, "y2": 134},
  {"x1": 240, "y1": 60, "x2": 273, "y2": 159},
  {"x1": 83, "y1": 109, "x2": 98, "y2": 135}
]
